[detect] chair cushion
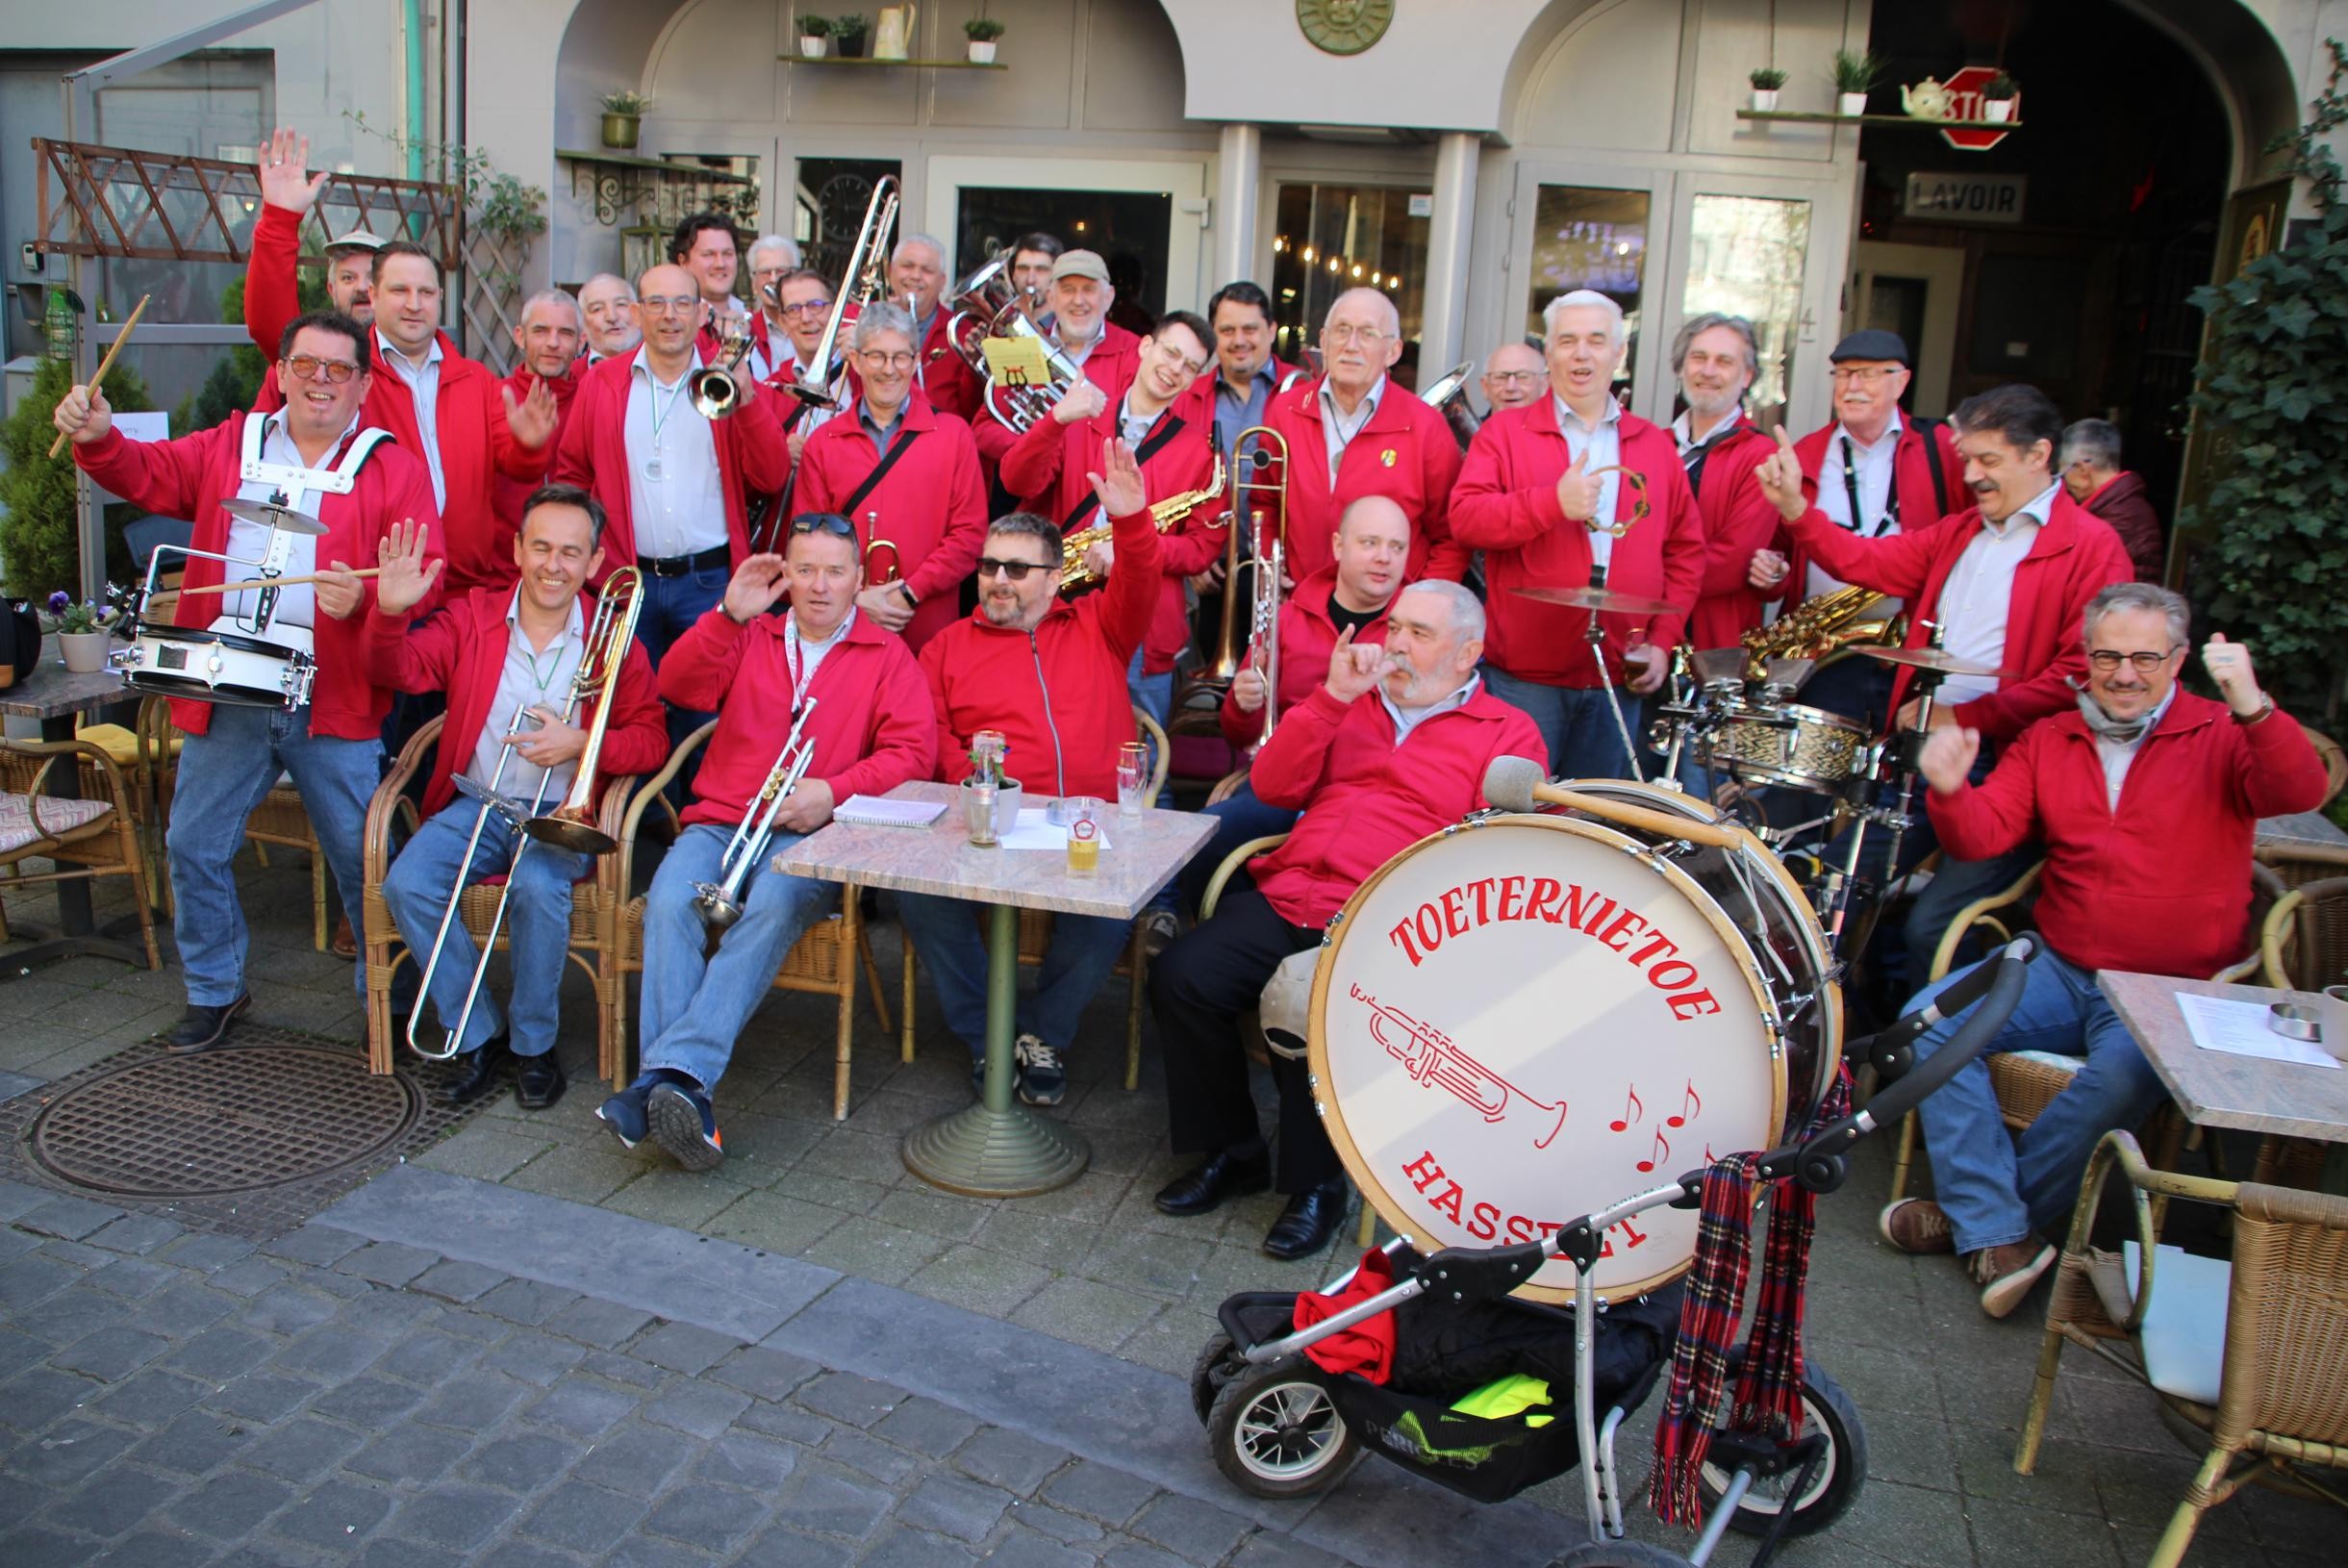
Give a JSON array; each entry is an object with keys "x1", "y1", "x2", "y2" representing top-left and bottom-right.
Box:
[
  {"x1": 2123, "y1": 1240, "x2": 2230, "y2": 1405},
  {"x1": 2008, "y1": 1050, "x2": 2082, "y2": 1076},
  {"x1": 0, "y1": 792, "x2": 112, "y2": 854},
  {"x1": 74, "y1": 722, "x2": 182, "y2": 766}
]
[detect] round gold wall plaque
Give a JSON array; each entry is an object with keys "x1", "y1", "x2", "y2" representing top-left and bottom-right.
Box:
[{"x1": 1298, "y1": 0, "x2": 1396, "y2": 57}]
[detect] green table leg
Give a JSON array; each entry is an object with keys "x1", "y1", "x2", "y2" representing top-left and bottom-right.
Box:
[{"x1": 900, "y1": 900, "x2": 1091, "y2": 1196}]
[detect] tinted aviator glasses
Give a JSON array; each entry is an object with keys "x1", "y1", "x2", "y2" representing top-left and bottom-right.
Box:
[
  {"x1": 977, "y1": 556, "x2": 1052, "y2": 582},
  {"x1": 2087, "y1": 646, "x2": 2184, "y2": 672},
  {"x1": 789, "y1": 514, "x2": 856, "y2": 540}
]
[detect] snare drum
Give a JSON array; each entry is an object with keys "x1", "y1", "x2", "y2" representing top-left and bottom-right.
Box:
[
  {"x1": 1704, "y1": 701, "x2": 1873, "y2": 794},
  {"x1": 114, "y1": 622, "x2": 316, "y2": 709},
  {"x1": 1306, "y1": 797, "x2": 1838, "y2": 1302}
]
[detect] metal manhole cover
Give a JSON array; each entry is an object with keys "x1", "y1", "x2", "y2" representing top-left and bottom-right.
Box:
[{"x1": 26, "y1": 1045, "x2": 425, "y2": 1198}]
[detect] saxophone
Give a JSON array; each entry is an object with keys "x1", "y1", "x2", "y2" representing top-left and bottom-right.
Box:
[
  {"x1": 1740, "y1": 583, "x2": 1906, "y2": 684},
  {"x1": 1058, "y1": 448, "x2": 1228, "y2": 594}
]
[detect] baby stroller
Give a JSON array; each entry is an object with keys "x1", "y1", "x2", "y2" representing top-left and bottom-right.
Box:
[{"x1": 1193, "y1": 936, "x2": 2036, "y2": 1568}]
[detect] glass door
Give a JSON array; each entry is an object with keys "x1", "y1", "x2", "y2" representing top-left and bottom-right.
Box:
[
  {"x1": 1657, "y1": 170, "x2": 1848, "y2": 434},
  {"x1": 1849, "y1": 241, "x2": 1966, "y2": 418},
  {"x1": 923, "y1": 155, "x2": 1208, "y2": 327},
  {"x1": 1266, "y1": 183, "x2": 1432, "y2": 387},
  {"x1": 1508, "y1": 164, "x2": 1672, "y2": 414}
]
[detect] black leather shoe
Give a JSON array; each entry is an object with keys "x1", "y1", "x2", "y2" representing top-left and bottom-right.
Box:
[
  {"x1": 442, "y1": 1033, "x2": 512, "y2": 1106},
  {"x1": 1153, "y1": 1148, "x2": 1272, "y2": 1216},
  {"x1": 1262, "y1": 1180, "x2": 1349, "y2": 1260},
  {"x1": 515, "y1": 1050, "x2": 567, "y2": 1110},
  {"x1": 163, "y1": 994, "x2": 250, "y2": 1054}
]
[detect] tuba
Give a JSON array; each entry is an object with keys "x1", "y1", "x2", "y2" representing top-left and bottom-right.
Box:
[
  {"x1": 521, "y1": 569, "x2": 652, "y2": 857},
  {"x1": 1059, "y1": 450, "x2": 1227, "y2": 594},
  {"x1": 1739, "y1": 584, "x2": 1907, "y2": 685},
  {"x1": 782, "y1": 175, "x2": 899, "y2": 411},
  {"x1": 1418, "y1": 360, "x2": 1481, "y2": 451},
  {"x1": 944, "y1": 252, "x2": 1083, "y2": 434}
]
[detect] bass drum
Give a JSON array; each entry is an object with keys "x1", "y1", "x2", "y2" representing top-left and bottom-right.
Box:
[{"x1": 1306, "y1": 797, "x2": 1838, "y2": 1303}]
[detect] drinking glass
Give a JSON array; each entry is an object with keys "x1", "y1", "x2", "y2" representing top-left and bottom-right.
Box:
[{"x1": 1117, "y1": 742, "x2": 1150, "y2": 818}]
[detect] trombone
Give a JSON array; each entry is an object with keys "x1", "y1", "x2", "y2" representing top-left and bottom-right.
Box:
[
  {"x1": 692, "y1": 699, "x2": 820, "y2": 931},
  {"x1": 407, "y1": 568, "x2": 644, "y2": 1062},
  {"x1": 1211, "y1": 426, "x2": 1287, "y2": 747},
  {"x1": 786, "y1": 175, "x2": 899, "y2": 411},
  {"x1": 522, "y1": 567, "x2": 649, "y2": 856}
]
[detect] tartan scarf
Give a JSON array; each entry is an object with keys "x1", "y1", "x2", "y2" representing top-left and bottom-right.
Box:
[{"x1": 1649, "y1": 1067, "x2": 1852, "y2": 1529}]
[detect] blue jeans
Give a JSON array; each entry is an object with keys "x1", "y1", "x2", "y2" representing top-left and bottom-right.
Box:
[
  {"x1": 636, "y1": 562, "x2": 729, "y2": 757},
  {"x1": 1482, "y1": 667, "x2": 1637, "y2": 780},
  {"x1": 897, "y1": 890, "x2": 1131, "y2": 1060},
  {"x1": 167, "y1": 704, "x2": 382, "y2": 1006},
  {"x1": 380, "y1": 800, "x2": 588, "y2": 1057},
  {"x1": 1125, "y1": 646, "x2": 1174, "y2": 744},
  {"x1": 1175, "y1": 780, "x2": 1300, "y2": 917},
  {"x1": 638, "y1": 823, "x2": 838, "y2": 1092},
  {"x1": 1906, "y1": 949, "x2": 2166, "y2": 1254}
]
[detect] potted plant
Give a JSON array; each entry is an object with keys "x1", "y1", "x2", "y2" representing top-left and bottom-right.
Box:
[
  {"x1": 833, "y1": 13, "x2": 869, "y2": 58},
  {"x1": 1982, "y1": 70, "x2": 2020, "y2": 123},
  {"x1": 1830, "y1": 48, "x2": 1881, "y2": 117},
  {"x1": 1749, "y1": 66, "x2": 1787, "y2": 113},
  {"x1": 598, "y1": 90, "x2": 653, "y2": 152},
  {"x1": 44, "y1": 590, "x2": 118, "y2": 673},
  {"x1": 966, "y1": 13, "x2": 1007, "y2": 64},
  {"x1": 797, "y1": 13, "x2": 832, "y2": 57}
]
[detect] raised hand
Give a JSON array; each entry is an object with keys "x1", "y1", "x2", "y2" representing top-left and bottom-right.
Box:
[
  {"x1": 1086, "y1": 437, "x2": 1148, "y2": 520},
  {"x1": 51, "y1": 383, "x2": 113, "y2": 446},
  {"x1": 2203, "y1": 632, "x2": 2265, "y2": 716},
  {"x1": 1324, "y1": 622, "x2": 1389, "y2": 703},
  {"x1": 373, "y1": 519, "x2": 441, "y2": 615},
  {"x1": 1755, "y1": 424, "x2": 1807, "y2": 522},
  {"x1": 1919, "y1": 724, "x2": 1981, "y2": 795},
  {"x1": 1052, "y1": 376, "x2": 1108, "y2": 426},
  {"x1": 1555, "y1": 446, "x2": 1602, "y2": 523},
  {"x1": 722, "y1": 553, "x2": 790, "y2": 622},
  {"x1": 257, "y1": 127, "x2": 329, "y2": 215},
  {"x1": 503, "y1": 375, "x2": 560, "y2": 450}
]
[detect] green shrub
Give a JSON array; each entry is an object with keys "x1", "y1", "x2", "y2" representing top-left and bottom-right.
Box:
[{"x1": 0, "y1": 356, "x2": 157, "y2": 597}]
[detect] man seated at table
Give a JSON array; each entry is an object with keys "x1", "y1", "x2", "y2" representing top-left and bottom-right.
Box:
[
  {"x1": 896, "y1": 443, "x2": 1162, "y2": 1107},
  {"x1": 598, "y1": 516, "x2": 935, "y2": 1169},
  {"x1": 1150, "y1": 581, "x2": 1546, "y2": 1258},
  {"x1": 1879, "y1": 584, "x2": 2328, "y2": 1317}
]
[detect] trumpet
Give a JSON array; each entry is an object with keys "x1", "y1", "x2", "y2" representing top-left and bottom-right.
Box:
[
  {"x1": 787, "y1": 175, "x2": 898, "y2": 411},
  {"x1": 692, "y1": 699, "x2": 820, "y2": 931},
  {"x1": 1219, "y1": 426, "x2": 1287, "y2": 747},
  {"x1": 1058, "y1": 448, "x2": 1227, "y2": 594},
  {"x1": 407, "y1": 569, "x2": 644, "y2": 1062},
  {"x1": 521, "y1": 568, "x2": 649, "y2": 856},
  {"x1": 865, "y1": 532, "x2": 901, "y2": 587},
  {"x1": 690, "y1": 312, "x2": 756, "y2": 419}
]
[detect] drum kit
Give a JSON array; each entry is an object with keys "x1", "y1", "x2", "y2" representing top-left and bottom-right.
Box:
[{"x1": 110, "y1": 494, "x2": 330, "y2": 710}]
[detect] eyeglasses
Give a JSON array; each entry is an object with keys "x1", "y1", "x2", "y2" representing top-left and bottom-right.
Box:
[
  {"x1": 857, "y1": 350, "x2": 917, "y2": 369},
  {"x1": 1324, "y1": 323, "x2": 1389, "y2": 347},
  {"x1": 789, "y1": 514, "x2": 856, "y2": 539},
  {"x1": 639, "y1": 295, "x2": 702, "y2": 316},
  {"x1": 1830, "y1": 367, "x2": 1897, "y2": 386},
  {"x1": 779, "y1": 299, "x2": 834, "y2": 317},
  {"x1": 283, "y1": 354, "x2": 362, "y2": 385},
  {"x1": 1487, "y1": 369, "x2": 1544, "y2": 385},
  {"x1": 2087, "y1": 646, "x2": 2184, "y2": 673},
  {"x1": 976, "y1": 556, "x2": 1053, "y2": 582}
]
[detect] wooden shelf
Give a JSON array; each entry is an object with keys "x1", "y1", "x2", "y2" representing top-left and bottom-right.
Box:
[
  {"x1": 779, "y1": 54, "x2": 1007, "y2": 70},
  {"x1": 1735, "y1": 111, "x2": 2023, "y2": 129},
  {"x1": 556, "y1": 148, "x2": 755, "y2": 183}
]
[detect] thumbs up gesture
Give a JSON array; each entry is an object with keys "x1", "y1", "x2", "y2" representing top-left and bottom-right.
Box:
[
  {"x1": 1555, "y1": 446, "x2": 1603, "y2": 524},
  {"x1": 1755, "y1": 424, "x2": 1808, "y2": 523},
  {"x1": 2202, "y1": 632, "x2": 2265, "y2": 716}
]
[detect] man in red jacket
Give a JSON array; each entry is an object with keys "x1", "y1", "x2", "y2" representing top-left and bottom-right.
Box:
[
  {"x1": 492, "y1": 291, "x2": 587, "y2": 546},
  {"x1": 2060, "y1": 419, "x2": 2165, "y2": 583},
  {"x1": 897, "y1": 443, "x2": 1162, "y2": 1107},
  {"x1": 794, "y1": 301, "x2": 988, "y2": 654},
  {"x1": 369, "y1": 491, "x2": 667, "y2": 1109},
  {"x1": 1670, "y1": 313, "x2": 1780, "y2": 652},
  {"x1": 243, "y1": 128, "x2": 380, "y2": 341},
  {"x1": 671, "y1": 212, "x2": 745, "y2": 319},
  {"x1": 1181, "y1": 281, "x2": 1302, "y2": 460},
  {"x1": 55, "y1": 311, "x2": 441, "y2": 1053},
  {"x1": 1451, "y1": 290, "x2": 1703, "y2": 780},
  {"x1": 579, "y1": 274, "x2": 642, "y2": 365},
  {"x1": 890, "y1": 231, "x2": 981, "y2": 424},
  {"x1": 1001, "y1": 308, "x2": 1221, "y2": 733},
  {"x1": 1259, "y1": 287, "x2": 1468, "y2": 587},
  {"x1": 1151, "y1": 580, "x2": 1547, "y2": 1258},
  {"x1": 1879, "y1": 584, "x2": 2327, "y2": 1316},
  {"x1": 1755, "y1": 383, "x2": 2136, "y2": 973},
  {"x1": 597, "y1": 517, "x2": 937, "y2": 1171}
]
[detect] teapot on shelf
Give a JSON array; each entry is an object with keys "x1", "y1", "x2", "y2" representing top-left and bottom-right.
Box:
[
  {"x1": 1901, "y1": 76, "x2": 1956, "y2": 119},
  {"x1": 874, "y1": 4, "x2": 917, "y2": 61}
]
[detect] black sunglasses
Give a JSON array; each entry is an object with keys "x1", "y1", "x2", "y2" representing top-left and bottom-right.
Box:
[
  {"x1": 789, "y1": 514, "x2": 857, "y2": 539},
  {"x1": 977, "y1": 556, "x2": 1054, "y2": 582}
]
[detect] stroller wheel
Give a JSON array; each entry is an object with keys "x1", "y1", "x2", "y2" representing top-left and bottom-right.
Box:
[
  {"x1": 1206, "y1": 1358, "x2": 1359, "y2": 1499},
  {"x1": 1189, "y1": 1332, "x2": 1238, "y2": 1427},
  {"x1": 1551, "y1": 1544, "x2": 1695, "y2": 1568},
  {"x1": 1700, "y1": 1359, "x2": 1867, "y2": 1537}
]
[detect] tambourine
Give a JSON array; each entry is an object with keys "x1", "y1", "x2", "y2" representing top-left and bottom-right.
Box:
[{"x1": 1581, "y1": 465, "x2": 1651, "y2": 539}]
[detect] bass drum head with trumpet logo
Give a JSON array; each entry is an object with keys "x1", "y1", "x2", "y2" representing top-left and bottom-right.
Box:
[{"x1": 1307, "y1": 810, "x2": 1818, "y2": 1302}]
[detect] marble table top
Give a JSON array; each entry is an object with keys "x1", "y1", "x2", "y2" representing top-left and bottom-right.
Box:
[
  {"x1": 776, "y1": 779, "x2": 1219, "y2": 922},
  {"x1": 0, "y1": 660, "x2": 134, "y2": 721},
  {"x1": 2100, "y1": 970, "x2": 2348, "y2": 1143},
  {"x1": 2256, "y1": 809, "x2": 2348, "y2": 850}
]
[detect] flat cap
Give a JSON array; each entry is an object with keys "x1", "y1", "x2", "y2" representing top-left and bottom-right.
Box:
[{"x1": 1830, "y1": 328, "x2": 1909, "y2": 366}]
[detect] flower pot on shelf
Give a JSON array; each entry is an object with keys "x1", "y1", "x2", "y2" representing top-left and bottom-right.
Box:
[
  {"x1": 58, "y1": 631, "x2": 110, "y2": 674},
  {"x1": 1835, "y1": 91, "x2": 1868, "y2": 117},
  {"x1": 600, "y1": 114, "x2": 641, "y2": 151},
  {"x1": 836, "y1": 32, "x2": 866, "y2": 58},
  {"x1": 968, "y1": 40, "x2": 997, "y2": 64},
  {"x1": 1751, "y1": 89, "x2": 1780, "y2": 112},
  {"x1": 799, "y1": 36, "x2": 828, "y2": 58},
  {"x1": 1983, "y1": 98, "x2": 2015, "y2": 122}
]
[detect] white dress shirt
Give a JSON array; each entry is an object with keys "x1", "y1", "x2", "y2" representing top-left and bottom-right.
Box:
[
  {"x1": 622, "y1": 346, "x2": 728, "y2": 559},
  {"x1": 1320, "y1": 374, "x2": 1386, "y2": 485},
  {"x1": 467, "y1": 590, "x2": 588, "y2": 801},
  {"x1": 1935, "y1": 482, "x2": 2061, "y2": 706},
  {"x1": 1553, "y1": 393, "x2": 1625, "y2": 569},
  {"x1": 376, "y1": 331, "x2": 446, "y2": 512},
  {"x1": 1805, "y1": 412, "x2": 1905, "y2": 605},
  {"x1": 223, "y1": 412, "x2": 358, "y2": 632}
]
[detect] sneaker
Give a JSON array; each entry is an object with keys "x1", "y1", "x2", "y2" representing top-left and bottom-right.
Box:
[
  {"x1": 1879, "y1": 1198, "x2": 1955, "y2": 1255},
  {"x1": 645, "y1": 1081, "x2": 725, "y2": 1172},
  {"x1": 597, "y1": 1075, "x2": 657, "y2": 1148},
  {"x1": 163, "y1": 994, "x2": 250, "y2": 1054},
  {"x1": 1141, "y1": 907, "x2": 1180, "y2": 960},
  {"x1": 1967, "y1": 1240, "x2": 2056, "y2": 1319},
  {"x1": 1014, "y1": 1034, "x2": 1065, "y2": 1106}
]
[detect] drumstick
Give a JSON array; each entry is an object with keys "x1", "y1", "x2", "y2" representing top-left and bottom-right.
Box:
[
  {"x1": 174, "y1": 568, "x2": 386, "y2": 597},
  {"x1": 47, "y1": 293, "x2": 152, "y2": 460}
]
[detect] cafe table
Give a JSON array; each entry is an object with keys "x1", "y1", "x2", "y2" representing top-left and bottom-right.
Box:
[
  {"x1": 0, "y1": 659, "x2": 149, "y2": 976},
  {"x1": 2098, "y1": 971, "x2": 2348, "y2": 1172},
  {"x1": 776, "y1": 779, "x2": 1215, "y2": 1198}
]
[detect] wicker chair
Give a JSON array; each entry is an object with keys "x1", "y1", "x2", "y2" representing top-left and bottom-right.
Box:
[
  {"x1": 897, "y1": 706, "x2": 1173, "y2": 1092},
  {"x1": 73, "y1": 695, "x2": 180, "y2": 912},
  {"x1": 608, "y1": 721, "x2": 892, "y2": 1119},
  {"x1": 2014, "y1": 1129, "x2": 2348, "y2": 1566},
  {"x1": 2302, "y1": 726, "x2": 2347, "y2": 809},
  {"x1": 359, "y1": 716, "x2": 636, "y2": 1075},
  {"x1": 0, "y1": 737, "x2": 162, "y2": 968},
  {"x1": 2260, "y1": 873, "x2": 2348, "y2": 991}
]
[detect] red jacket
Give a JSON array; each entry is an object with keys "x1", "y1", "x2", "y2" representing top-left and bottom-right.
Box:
[
  {"x1": 2083, "y1": 471, "x2": 2166, "y2": 584},
  {"x1": 492, "y1": 365, "x2": 582, "y2": 559},
  {"x1": 1785, "y1": 490, "x2": 2134, "y2": 740},
  {"x1": 1249, "y1": 682, "x2": 1547, "y2": 928},
  {"x1": 658, "y1": 606, "x2": 937, "y2": 830},
  {"x1": 1001, "y1": 402, "x2": 1227, "y2": 676},
  {"x1": 240, "y1": 200, "x2": 329, "y2": 360},
  {"x1": 1219, "y1": 567, "x2": 1391, "y2": 749},
  {"x1": 1931, "y1": 693, "x2": 2327, "y2": 978},
  {"x1": 552, "y1": 349, "x2": 793, "y2": 584},
  {"x1": 364, "y1": 587, "x2": 667, "y2": 819},
  {"x1": 1681, "y1": 417, "x2": 1783, "y2": 650},
  {"x1": 1775, "y1": 417, "x2": 1966, "y2": 608},
  {"x1": 918, "y1": 504, "x2": 1163, "y2": 799},
  {"x1": 1259, "y1": 375, "x2": 1468, "y2": 584},
  {"x1": 1450, "y1": 402, "x2": 1704, "y2": 687},
  {"x1": 75, "y1": 416, "x2": 442, "y2": 740},
  {"x1": 794, "y1": 398, "x2": 989, "y2": 654}
]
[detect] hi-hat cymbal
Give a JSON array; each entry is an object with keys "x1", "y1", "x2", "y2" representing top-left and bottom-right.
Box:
[
  {"x1": 1857, "y1": 645, "x2": 2010, "y2": 678},
  {"x1": 1514, "y1": 584, "x2": 1680, "y2": 618},
  {"x1": 221, "y1": 497, "x2": 328, "y2": 536}
]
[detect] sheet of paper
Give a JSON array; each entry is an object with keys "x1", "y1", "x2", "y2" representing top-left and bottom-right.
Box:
[
  {"x1": 997, "y1": 808, "x2": 1111, "y2": 852},
  {"x1": 2175, "y1": 991, "x2": 2341, "y2": 1071},
  {"x1": 833, "y1": 794, "x2": 947, "y2": 826},
  {"x1": 111, "y1": 412, "x2": 169, "y2": 444}
]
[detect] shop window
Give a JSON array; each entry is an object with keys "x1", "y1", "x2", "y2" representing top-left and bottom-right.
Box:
[
  {"x1": 1681, "y1": 194, "x2": 1811, "y2": 422},
  {"x1": 1524, "y1": 186, "x2": 1649, "y2": 394},
  {"x1": 952, "y1": 189, "x2": 1172, "y2": 326},
  {"x1": 1269, "y1": 184, "x2": 1429, "y2": 386}
]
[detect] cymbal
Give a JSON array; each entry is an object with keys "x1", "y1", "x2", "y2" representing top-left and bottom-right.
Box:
[
  {"x1": 1514, "y1": 584, "x2": 1680, "y2": 618},
  {"x1": 220, "y1": 497, "x2": 328, "y2": 536},
  {"x1": 1856, "y1": 645, "x2": 2009, "y2": 678}
]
